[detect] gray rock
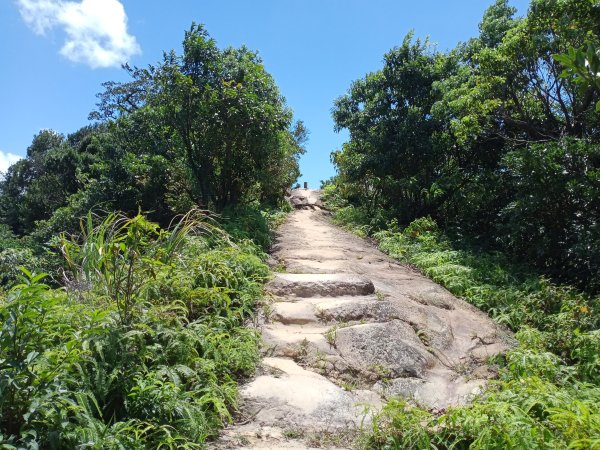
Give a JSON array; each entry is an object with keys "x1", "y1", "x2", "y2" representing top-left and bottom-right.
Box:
[
  {"x1": 317, "y1": 298, "x2": 399, "y2": 322},
  {"x1": 373, "y1": 377, "x2": 426, "y2": 399},
  {"x1": 240, "y1": 358, "x2": 381, "y2": 428},
  {"x1": 272, "y1": 302, "x2": 319, "y2": 325},
  {"x1": 267, "y1": 273, "x2": 375, "y2": 298},
  {"x1": 334, "y1": 321, "x2": 434, "y2": 379},
  {"x1": 288, "y1": 189, "x2": 324, "y2": 210},
  {"x1": 401, "y1": 283, "x2": 456, "y2": 310}
]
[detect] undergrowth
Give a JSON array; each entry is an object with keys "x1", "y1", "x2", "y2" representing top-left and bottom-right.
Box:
[
  {"x1": 0, "y1": 209, "x2": 272, "y2": 448},
  {"x1": 374, "y1": 219, "x2": 599, "y2": 381},
  {"x1": 323, "y1": 190, "x2": 600, "y2": 449},
  {"x1": 220, "y1": 203, "x2": 291, "y2": 251}
]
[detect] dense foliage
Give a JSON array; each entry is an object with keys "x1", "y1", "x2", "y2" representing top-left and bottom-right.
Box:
[
  {"x1": 0, "y1": 22, "x2": 298, "y2": 448},
  {"x1": 326, "y1": 0, "x2": 600, "y2": 447},
  {"x1": 0, "y1": 24, "x2": 305, "y2": 242},
  {"x1": 0, "y1": 212, "x2": 269, "y2": 448},
  {"x1": 91, "y1": 23, "x2": 306, "y2": 210},
  {"x1": 330, "y1": 0, "x2": 600, "y2": 293}
]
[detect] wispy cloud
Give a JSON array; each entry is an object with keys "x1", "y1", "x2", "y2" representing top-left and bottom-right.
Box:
[
  {"x1": 0, "y1": 150, "x2": 22, "y2": 175},
  {"x1": 17, "y1": 0, "x2": 141, "y2": 68}
]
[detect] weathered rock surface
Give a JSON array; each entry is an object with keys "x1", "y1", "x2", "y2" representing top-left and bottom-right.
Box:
[
  {"x1": 288, "y1": 189, "x2": 325, "y2": 210},
  {"x1": 334, "y1": 321, "x2": 435, "y2": 379},
  {"x1": 314, "y1": 297, "x2": 401, "y2": 322},
  {"x1": 271, "y1": 302, "x2": 319, "y2": 325},
  {"x1": 209, "y1": 189, "x2": 515, "y2": 450},
  {"x1": 261, "y1": 323, "x2": 333, "y2": 358},
  {"x1": 373, "y1": 370, "x2": 485, "y2": 408},
  {"x1": 241, "y1": 358, "x2": 381, "y2": 428},
  {"x1": 267, "y1": 273, "x2": 375, "y2": 298}
]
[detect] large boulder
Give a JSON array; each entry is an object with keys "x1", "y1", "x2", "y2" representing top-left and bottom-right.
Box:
[{"x1": 334, "y1": 320, "x2": 434, "y2": 379}]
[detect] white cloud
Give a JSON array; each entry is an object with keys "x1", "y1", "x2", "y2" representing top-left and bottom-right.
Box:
[
  {"x1": 17, "y1": 0, "x2": 141, "y2": 68},
  {"x1": 0, "y1": 151, "x2": 22, "y2": 175}
]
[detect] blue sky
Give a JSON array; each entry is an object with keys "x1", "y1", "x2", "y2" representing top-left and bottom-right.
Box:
[{"x1": 0, "y1": 0, "x2": 529, "y2": 187}]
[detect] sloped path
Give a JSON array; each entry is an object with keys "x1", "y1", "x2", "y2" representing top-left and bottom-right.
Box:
[{"x1": 211, "y1": 189, "x2": 514, "y2": 449}]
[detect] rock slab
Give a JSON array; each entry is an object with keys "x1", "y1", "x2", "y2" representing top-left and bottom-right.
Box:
[{"x1": 267, "y1": 273, "x2": 375, "y2": 298}]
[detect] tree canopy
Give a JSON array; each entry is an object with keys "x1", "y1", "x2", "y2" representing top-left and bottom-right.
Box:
[
  {"x1": 0, "y1": 24, "x2": 305, "y2": 244},
  {"x1": 330, "y1": 0, "x2": 600, "y2": 291}
]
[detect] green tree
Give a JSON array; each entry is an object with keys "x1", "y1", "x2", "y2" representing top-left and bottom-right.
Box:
[
  {"x1": 555, "y1": 42, "x2": 600, "y2": 112},
  {"x1": 330, "y1": 0, "x2": 600, "y2": 290},
  {"x1": 479, "y1": 0, "x2": 518, "y2": 48},
  {"x1": 332, "y1": 34, "x2": 453, "y2": 223},
  {"x1": 93, "y1": 24, "x2": 304, "y2": 210},
  {"x1": 0, "y1": 130, "x2": 79, "y2": 234}
]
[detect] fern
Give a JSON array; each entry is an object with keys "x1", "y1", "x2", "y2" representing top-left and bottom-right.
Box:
[{"x1": 0, "y1": 208, "x2": 272, "y2": 448}]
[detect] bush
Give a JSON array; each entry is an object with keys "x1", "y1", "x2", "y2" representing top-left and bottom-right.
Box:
[
  {"x1": 0, "y1": 211, "x2": 269, "y2": 448},
  {"x1": 498, "y1": 140, "x2": 600, "y2": 293},
  {"x1": 220, "y1": 204, "x2": 290, "y2": 250},
  {"x1": 364, "y1": 217, "x2": 600, "y2": 449}
]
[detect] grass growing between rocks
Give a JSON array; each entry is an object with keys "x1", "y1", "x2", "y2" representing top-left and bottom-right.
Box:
[
  {"x1": 324, "y1": 199, "x2": 599, "y2": 449},
  {"x1": 0, "y1": 210, "x2": 273, "y2": 449}
]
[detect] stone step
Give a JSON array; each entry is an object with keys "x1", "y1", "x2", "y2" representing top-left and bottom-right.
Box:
[
  {"x1": 238, "y1": 358, "x2": 381, "y2": 429},
  {"x1": 267, "y1": 273, "x2": 375, "y2": 298},
  {"x1": 283, "y1": 258, "x2": 347, "y2": 274},
  {"x1": 271, "y1": 295, "x2": 394, "y2": 324},
  {"x1": 311, "y1": 296, "x2": 398, "y2": 323},
  {"x1": 271, "y1": 302, "x2": 319, "y2": 325},
  {"x1": 261, "y1": 323, "x2": 334, "y2": 358},
  {"x1": 332, "y1": 321, "x2": 435, "y2": 379},
  {"x1": 210, "y1": 429, "x2": 352, "y2": 450},
  {"x1": 270, "y1": 295, "x2": 404, "y2": 325}
]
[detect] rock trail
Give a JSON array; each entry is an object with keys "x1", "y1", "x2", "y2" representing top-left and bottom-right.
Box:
[{"x1": 210, "y1": 189, "x2": 514, "y2": 450}]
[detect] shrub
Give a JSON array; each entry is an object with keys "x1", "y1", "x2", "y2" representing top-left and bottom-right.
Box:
[
  {"x1": 363, "y1": 217, "x2": 600, "y2": 449},
  {"x1": 0, "y1": 211, "x2": 269, "y2": 448}
]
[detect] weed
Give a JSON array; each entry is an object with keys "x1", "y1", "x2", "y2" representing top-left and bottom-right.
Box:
[
  {"x1": 369, "y1": 363, "x2": 392, "y2": 381},
  {"x1": 325, "y1": 325, "x2": 338, "y2": 347},
  {"x1": 273, "y1": 262, "x2": 287, "y2": 273},
  {"x1": 283, "y1": 427, "x2": 305, "y2": 439},
  {"x1": 340, "y1": 380, "x2": 358, "y2": 391},
  {"x1": 315, "y1": 307, "x2": 330, "y2": 322},
  {"x1": 296, "y1": 338, "x2": 311, "y2": 362},
  {"x1": 313, "y1": 349, "x2": 329, "y2": 374},
  {"x1": 261, "y1": 301, "x2": 275, "y2": 323},
  {"x1": 415, "y1": 328, "x2": 431, "y2": 346}
]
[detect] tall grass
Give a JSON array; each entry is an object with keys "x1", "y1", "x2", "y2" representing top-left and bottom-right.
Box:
[{"x1": 0, "y1": 210, "x2": 270, "y2": 448}]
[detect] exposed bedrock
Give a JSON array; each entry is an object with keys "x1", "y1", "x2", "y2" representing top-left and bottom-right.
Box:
[{"x1": 210, "y1": 189, "x2": 515, "y2": 450}]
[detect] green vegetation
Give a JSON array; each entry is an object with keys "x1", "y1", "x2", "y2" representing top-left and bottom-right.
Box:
[
  {"x1": 329, "y1": 0, "x2": 600, "y2": 293},
  {"x1": 0, "y1": 22, "x2": 296, "y2": 448},
  {"x1": 0, "y1": 23, "x2": 304, "y2": 244},
  {"x1": 326, "y1": 0, "x2": 600, "y2": 447},
  {"x1": 0, "y1": 212, "x2": 270, "y2": 448}
]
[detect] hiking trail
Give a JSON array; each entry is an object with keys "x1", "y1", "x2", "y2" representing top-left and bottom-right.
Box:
[{"x1": 211, "y1": 189, "x2": 514, "y2": 449}]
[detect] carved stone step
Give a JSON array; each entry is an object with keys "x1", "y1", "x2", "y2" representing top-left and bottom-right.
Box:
[
  {"x1": 267, "y1": 273, "x2": 375, "y2": 298},
  {"x1": 271, "y1": 302, "x2": 319, "y2": 325},
  {"x1": 239, "y1": 358, "x2": 381, "y2": 429}
]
